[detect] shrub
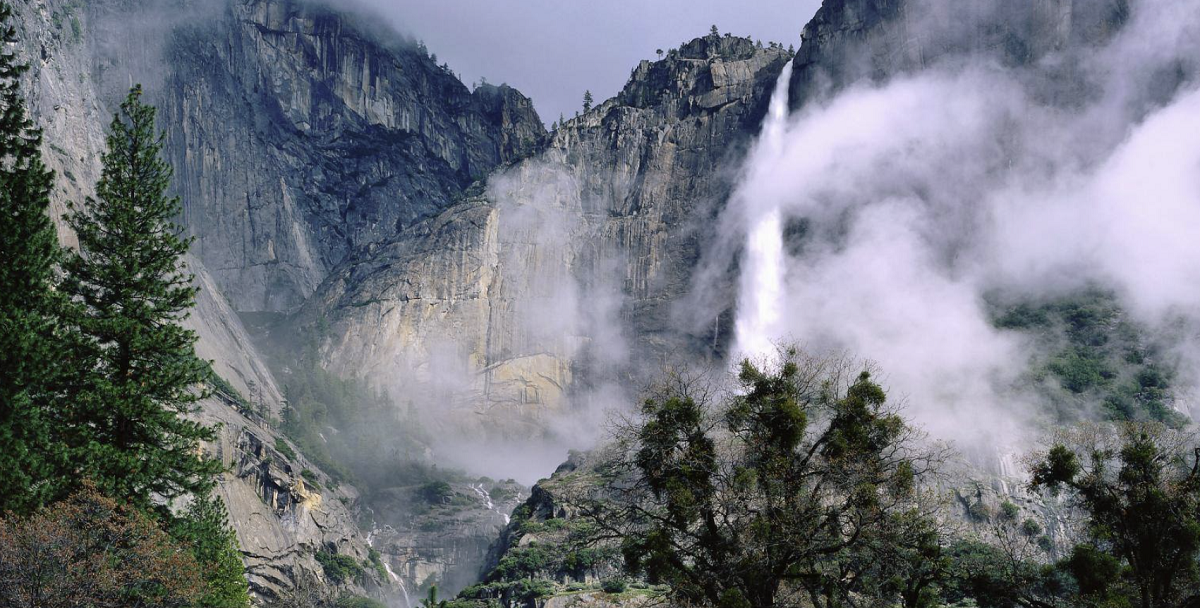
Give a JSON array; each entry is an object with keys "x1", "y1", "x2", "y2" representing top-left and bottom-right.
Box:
[
  {"x1": 0, "y1": 484, "x2": 205, "y2": 607},
  {"x1": 336, "y1": 596, "x2": 388, "y2": 608},
  {"x1": 275, "y1": 438, "x2": 297, "y2": 462},
  {"x1": 1021, "y1": 518, "x2": 1043, "y2": 537},
  {"x1": 999, "y1": 501, "x2": 1020, "y2": 521},
  {"x1": 300, "y1": 469, "x2": 321, "y2": 490},
  {"x1": 601, "y1": 578, "x2": 628, "y2": 594},
  {"x1": 367, "y1": 548, "x2": 388, "y2": 579},
  {"x1": 315, "y1": 551, "x2": 365, "y2": 584},
  {"x1": 209, "y1": 371, "x2": 252, "y2": 414},
  {"x1": 416, "y1": 481, "x2": 454, "y2": 504}
]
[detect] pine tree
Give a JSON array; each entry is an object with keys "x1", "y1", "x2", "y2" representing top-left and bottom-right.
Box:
[
  {"x1": 0, "y1": 1, "x2": 64, "y2": 514},
  {"x1": 61, "y1": 85, "x2": 219, "y2": 511},
  {"x1": 171, "y1": 488, "x2": 251, "y2": 608},
  {"x1": 582, "y1": 90, "x2": 593, "y2": 112},
  {"x1": 710, "y1": 24, "x2": 719, "y2": 37}
]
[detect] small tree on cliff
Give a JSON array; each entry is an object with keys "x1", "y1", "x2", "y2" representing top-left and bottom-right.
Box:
[
  {"x1": 582, "y1": 90, "x2": 594, "y2": 113},
  {"x1": 0, "y1": 1, "x2": 69, "y2": 514},
  {"x1": 588, "y1": 349, "x2": 945, "y2": 608},
  {"x1": 61, "y1": 85, "x2": 219, "y2": 511},
  {"x1": 170, "y1": 488, "x2": 251, "y2": 608}
]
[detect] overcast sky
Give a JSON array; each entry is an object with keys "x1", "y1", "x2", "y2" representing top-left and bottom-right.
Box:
[{"x1": 355, "y1": 0, "x2": 821, "y2": 124}]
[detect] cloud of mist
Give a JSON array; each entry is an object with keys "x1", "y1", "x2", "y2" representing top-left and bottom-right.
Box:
[
  {"x1": 707, "y1": 0, "x2": 1200, "y2": 454},
  {"x1": 371, "y1": 160, "x2": 634, "y2": 484}
]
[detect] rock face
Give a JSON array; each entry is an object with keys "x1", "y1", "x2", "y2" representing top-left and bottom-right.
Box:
[
  {"x1": 304, "y1": 35, "x2": 793, "y2": 436},
  {"x1": 12, "y1": 1, "x2": 398, "y2": 602},
  {"x1": 198, "y1": 395, "x2": 395, "y2": 602},
  {"x1": 788, "y1": 0, "x2": 1130, "y2": 108},
  {"x1": 366, "y1": 479, "x2": 527, "y2": 601},
  {"x1": 158, "y1": 0, "x2": 545, "y2": 311}
]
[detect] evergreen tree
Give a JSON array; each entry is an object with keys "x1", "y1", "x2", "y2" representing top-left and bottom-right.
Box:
[
  {"x1": 171, "y1": 489, "x2": 251, "y2": 608},
  {"x1": 597, "y1": 350, "x2": 943, "y2": 608},
  {"x1": 710, "y1": 24, "x2": 719, "y2": 36},
  {"x1": 582, "y1": 90, "x2": 593, "y2": 112},
  {"x1": 1032, "y1": 424, "x2": 1200, "y2": 608},
  {"x1": 61, "y1": 85, "x2": 219, "y2": 511},
  {"x1": 0, "y1": 1, "x2": 64, "y2": 514}
]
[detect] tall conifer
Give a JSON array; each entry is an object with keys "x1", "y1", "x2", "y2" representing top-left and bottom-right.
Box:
[
  {"x1": 0, "y1": 1, "x2": 64, "y2": 513},
  {"x1": 61, "y1": 86, "x2": 218, "y2": 510}
]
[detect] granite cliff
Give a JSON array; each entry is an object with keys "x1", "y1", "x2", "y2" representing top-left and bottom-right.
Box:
[
  {"x1": 301, "y1": 35, "x2": 793, "y2": 440},
  {"x1": 158, "y1": 0, "x2": 546, "y2": 312}
]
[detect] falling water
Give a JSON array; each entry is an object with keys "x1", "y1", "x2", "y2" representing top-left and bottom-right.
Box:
[
  {"x1": 733, "y1": 62, "x2": 794, "y2": 359},
  {"x1": 472, "y1": 483, "x2": 510, "y2": 524},
  {"x1": 366, "y1": 517, "x2": 411, "y2": 608},
  {"x1": 389, "y1": 564, "x2": 411, "y2": 608}
]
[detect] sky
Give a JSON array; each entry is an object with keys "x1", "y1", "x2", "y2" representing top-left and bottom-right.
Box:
[{"x1": 355, "y1": 0, "x2": 821, "y2": 124}]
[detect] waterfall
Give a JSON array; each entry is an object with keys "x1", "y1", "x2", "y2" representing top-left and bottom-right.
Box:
[
  {"x1": 472, "y1": 483, "x2": 509, "y2": 524},
  {"x1": 733, "y1": 63, "x2": 794, "y2": 359},
  {"x1": 366, "y1": 518, "x2": 410, "y2": 608},
  {"x1": 390, "y1": 564, "x2": 411, "y2": 608}
]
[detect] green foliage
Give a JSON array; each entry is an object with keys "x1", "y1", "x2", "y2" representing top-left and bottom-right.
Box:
[
  {"x1": 58, "y1": 85, "x2": 220, "y2": 511},
  {"x1": 1030, "y1": 444, "x2": 1081, "y2": 490},
  {"x1": 209, "y1": 370, "x2": 252, "y2": 414},
  {"x1": 170, "y1": 489, "x2": 251, "y2": 608},
  {"x1": 300, "y1": 469, "x2": 322, "y2": 491},
  {"x1": 366, "y1": 548, "x2": 389, "y2": 579},
  {"x1": 417, "y1": 480, "x2": 454, "y2": 504},
  {"x1": 611, "y1": 351, "x2": 941, "y2": 608},
  {"x1": 422, "y1": 585, "x2": 448, "y2": 608},
  {"x1": 315, "y1": 551, "x2": 365, "y2": 585},
  {"x1": 1031, "y1": 425, "x2": 1200, "y2": 608},
  {"x1": 992, "y1": 289, "x2": 1184, "y2": 426},
  {"x1": 1021, "y1": 518, "x2": 1043, "y2": 537},
  {"x1": 492, "y1": 546, "x2": 554, "y2": 581},
  {"x1": 941, "y1": 540, "x2": 1064, "y2": 608},
  {"x1": 274, "y1": 437, "x2": 298, "y2": 462},
  {"x1": 336, "y1": 596, "x2": 389, "y2": 608},
  {"x1": 999, "y1": 501, "x2": 1020, "y2": 521},
  {"x1": 460, "y1": 579, "x2": 555, "y2": 603},
  {"x1": 489, "y1": 485, "x2": 518, "y2": 503},
  {"x1": 601, "y1": 578, "x2": 627, "y2": 594},
  {"x1": 0, "y1": 1, "x2": 65, "y2": 515},
  {"x1": 1047, "y1": 347, "x2": 1114, "y2": 393},
  {"x1": 1061, "y1": 544, "x2": 1122, "y2": 599}
]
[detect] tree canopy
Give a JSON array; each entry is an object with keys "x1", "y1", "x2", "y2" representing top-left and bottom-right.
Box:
[{"x1": 586, "y1": 350, "x2": 945, "y2": 608}]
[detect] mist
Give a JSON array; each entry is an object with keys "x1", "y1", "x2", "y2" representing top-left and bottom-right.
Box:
[{"x1": 708, "y1": 0, "x2": 1200, "y2": 458}]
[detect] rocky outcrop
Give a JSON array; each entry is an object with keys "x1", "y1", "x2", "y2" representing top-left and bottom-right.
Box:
[
  {"x1": 366, "y1": 479, "x2": 527, "y2": 601},
  {"x1": 304, "y1": 35, "x2": 793, "y2": 437},
  {"x1": 197, "y1": 396, "x2": 393, "y2": 601},
  {"x1": 788, "y1": 0, "x2": 1130, "y2": 108},
  {"x1": 156, "y1": 0, "x2": 546, "y2": 312}
]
